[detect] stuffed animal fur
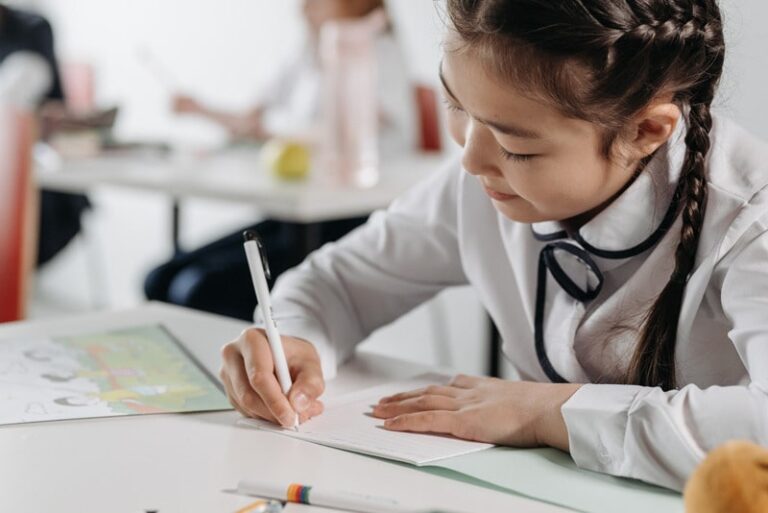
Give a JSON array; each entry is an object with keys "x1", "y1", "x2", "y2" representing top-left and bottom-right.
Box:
[{"x1": 684, "y1": 441, "x2": 768, "y2": 513}]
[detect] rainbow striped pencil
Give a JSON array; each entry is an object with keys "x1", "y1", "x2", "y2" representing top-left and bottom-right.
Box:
[{"x1": 237, "y1": 480, "x2": 415, "y2": 513}]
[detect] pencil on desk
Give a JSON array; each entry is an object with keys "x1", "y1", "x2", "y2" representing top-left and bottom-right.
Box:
[{"x1": 237, "y1": 480, "x2": 408, "y2": 513}]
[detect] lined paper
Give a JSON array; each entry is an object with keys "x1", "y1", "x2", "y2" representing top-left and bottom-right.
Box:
[{"x1": 241, "y1": 374, "x2": 493, "y2": 465}]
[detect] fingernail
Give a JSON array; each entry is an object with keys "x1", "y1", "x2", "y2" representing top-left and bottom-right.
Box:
[{"x1": 293, "y1": 393, "x2": 310, "y2": 412}]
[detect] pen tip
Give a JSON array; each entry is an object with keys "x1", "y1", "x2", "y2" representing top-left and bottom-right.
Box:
[{"x1": 243, "y1": 230, "x2": 257, "y2": 242}]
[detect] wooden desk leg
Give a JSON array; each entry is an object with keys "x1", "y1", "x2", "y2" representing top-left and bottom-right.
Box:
[
  {"x1": 488, "y1": 314, "x2": 502, "y2": 377},
  {"x1": 171, "y1": 199, "x2": 181, "y2": 254}
]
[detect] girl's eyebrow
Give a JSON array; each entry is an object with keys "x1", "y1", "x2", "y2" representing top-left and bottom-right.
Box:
[{"x1": 438, "y1": 64, "x2": 543, "y2": 140}]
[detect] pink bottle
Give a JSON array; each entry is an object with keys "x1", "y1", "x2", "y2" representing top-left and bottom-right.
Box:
[{"x1": 319, "y1": 9, "x2": 387, "y2": 188}]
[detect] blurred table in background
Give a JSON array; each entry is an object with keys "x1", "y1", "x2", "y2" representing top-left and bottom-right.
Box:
[{"x1": 35, "y1": 147, "x2": 445, "y2": 253}]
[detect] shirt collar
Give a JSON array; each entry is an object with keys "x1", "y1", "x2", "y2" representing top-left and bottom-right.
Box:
[{"x1": 532, "y1": 121, "x2": 687, "y2": 256}]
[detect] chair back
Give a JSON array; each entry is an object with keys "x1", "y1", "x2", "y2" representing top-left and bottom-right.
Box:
[
  {"x1": 0, "y1": 106, "x2": 36, "y2": 323},
  {"x1": 414, "y1": 84, "x2": 442, "y2": 152}
]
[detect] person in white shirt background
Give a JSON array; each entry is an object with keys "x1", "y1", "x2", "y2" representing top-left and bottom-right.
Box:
[
  {"x1": 144, "y1": 0, "x2": 416, "y2": 320},
  {"x1": 219, "y1": 0, "x2": 768, "y2": 492},
  {"x1": 170, "y1": 0, "x2": 414, "y2": 151}
]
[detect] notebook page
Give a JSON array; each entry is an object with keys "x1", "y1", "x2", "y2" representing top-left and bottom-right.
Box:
[{"x1": 240, "y1": 374, "x2": 493, "y2": 466}]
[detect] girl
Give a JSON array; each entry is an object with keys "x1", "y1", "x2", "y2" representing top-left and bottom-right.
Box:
[{"x1": 219, "y1": 0, "x2": 768, "y2": 491}]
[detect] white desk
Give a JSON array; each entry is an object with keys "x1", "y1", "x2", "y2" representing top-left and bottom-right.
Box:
[
  {"x1": 36, "y1": 148, "x2": 444, "y2": 254},
  {"x1": 0, "y1": 303, "x2": 570, "y2": 513},
  {"x1": 35, "y1": 148, "x2": 445, "y2": 223}
]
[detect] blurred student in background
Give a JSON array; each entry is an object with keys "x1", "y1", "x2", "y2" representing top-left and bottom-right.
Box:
[
  {"x1": 172, "y1": 0, "x2": 414, "y2": 152},
  {"x1": 144, "y1": 0, "x2": 417, "y2": 320},
  {"x1": 0, "y1": 3, "x2": 91, "y2": 267}
]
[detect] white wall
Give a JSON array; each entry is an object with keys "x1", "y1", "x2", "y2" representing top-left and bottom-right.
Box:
[
  {"x1": 719, "y1": 0, "x2": 768, "y2": 140},
  {"x1": 26, "y1": 0, "x2": 768, "y2": 143},
  {"x1": 36, "y1": 0, "x2": 305, "y2": 145},
  {"x1": 386, "y1": 0, "x2": 768, "y2": 141}
]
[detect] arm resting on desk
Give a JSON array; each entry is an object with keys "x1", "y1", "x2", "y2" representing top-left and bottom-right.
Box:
[{"x1": 563, "y1": 225, "x2": 768, "y2": 491}]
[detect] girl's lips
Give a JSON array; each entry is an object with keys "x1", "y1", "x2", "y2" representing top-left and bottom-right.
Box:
[{"x1": 484, "y1": 186, "x2": 518, "y2": 201}]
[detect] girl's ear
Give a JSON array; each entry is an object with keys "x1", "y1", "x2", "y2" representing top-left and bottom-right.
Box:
[{"x1": 627, "y1": 101, "x2": 682, "y2": 160}]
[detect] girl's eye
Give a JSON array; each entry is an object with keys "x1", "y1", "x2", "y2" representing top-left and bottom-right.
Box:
[
  {"x1": 498, "y1": 146, "x2": 535, "y2": 162},
  {"x1": 442, "y1": 99, "x2": 465, "y2": 114}
]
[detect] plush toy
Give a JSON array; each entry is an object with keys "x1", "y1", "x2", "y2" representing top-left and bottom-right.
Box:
[{"x1": 684, "y1": 440, "x2": 768, "y2": 513}]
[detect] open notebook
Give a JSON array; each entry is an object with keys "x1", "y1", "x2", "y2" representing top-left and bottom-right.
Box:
[{"x1": 240, "y1": 374, "x2": 493, "y2": 466}]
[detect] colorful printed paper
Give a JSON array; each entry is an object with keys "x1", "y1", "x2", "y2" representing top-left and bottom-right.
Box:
[{"x1": 0, "y1": 324, "x2": 231, "y2": 425}]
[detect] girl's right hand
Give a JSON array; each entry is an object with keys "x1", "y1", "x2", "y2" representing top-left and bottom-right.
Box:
[{"x1": 219, "y1": 328, "x2": 325, "y2": 427}]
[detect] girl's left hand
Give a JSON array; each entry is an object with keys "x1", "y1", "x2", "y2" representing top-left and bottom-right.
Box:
[{"x1": 371, "y1": 375, "x2": 582, "y2": 450}]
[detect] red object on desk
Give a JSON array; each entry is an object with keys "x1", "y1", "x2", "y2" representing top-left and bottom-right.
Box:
[{"x1": 0, "y1": 107, "x2": 36, "y2": 323}]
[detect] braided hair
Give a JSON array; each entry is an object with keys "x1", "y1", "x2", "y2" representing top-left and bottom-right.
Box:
[{"x1": 446, "y1": 0, "x2": 726, "y2": 390}]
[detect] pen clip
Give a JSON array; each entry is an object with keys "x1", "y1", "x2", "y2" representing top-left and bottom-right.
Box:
[{"x1": 243, "y1": 230, "x2": 272, "y2": 281}]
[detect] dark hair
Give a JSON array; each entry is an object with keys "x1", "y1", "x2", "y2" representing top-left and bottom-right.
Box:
[{"x1": 446, "y1": 0, "x2": 725, "y2": 390}]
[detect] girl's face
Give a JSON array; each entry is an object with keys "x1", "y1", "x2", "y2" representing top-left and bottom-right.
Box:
[{"x1": 442, "y1": 45, "x2": 641, "y2": 225}]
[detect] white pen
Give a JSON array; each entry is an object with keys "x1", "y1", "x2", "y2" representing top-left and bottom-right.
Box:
[{"x1": 243, "y1": 230, "x2": 299, "y2": 430}]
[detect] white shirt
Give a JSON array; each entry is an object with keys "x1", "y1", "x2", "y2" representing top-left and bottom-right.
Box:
[
  {"x1": 258, "y1": 34, "x2": 416, "y2": 154},
  {"x1": 259, "y1": 116, "x2": 768, "y2": 491}
]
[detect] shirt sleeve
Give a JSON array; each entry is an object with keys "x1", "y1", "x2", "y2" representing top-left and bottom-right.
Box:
[
  {"x1": 561, "y1": 222, "x2": 768, "y2": 491},
  {"x1": 256, "y1": 160, "x2": 468, "y2": 379}
]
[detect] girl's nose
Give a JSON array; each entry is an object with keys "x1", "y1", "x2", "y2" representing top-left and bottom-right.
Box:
[{"x1": 461, "y1": 120, "x2": 500, "y2": 178}]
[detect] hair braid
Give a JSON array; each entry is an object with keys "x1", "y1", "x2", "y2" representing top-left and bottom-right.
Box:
[{"x1": 626, "y1": 3, "x2": 725, "y2": 389}]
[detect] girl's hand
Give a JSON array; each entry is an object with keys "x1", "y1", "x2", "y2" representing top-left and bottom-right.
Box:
[
  {"x1": 371, "y1": 375, "x2": 581, "y2": 450},
  {"x1": 172, "y1": 94, "x2": 205, "y2": 114},
  {"x1": 219, "y1": 328, "x2": 325, "y2": 427}
]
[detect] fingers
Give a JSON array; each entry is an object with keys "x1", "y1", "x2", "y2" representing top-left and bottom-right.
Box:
[
  {"x1": 288, "y1": 355, "x2": 325, "y2": 416},
  {"x1": 450, "y1": 374, "x2": 484, "y2": 389},
  {"x1": 378, "y1": 385, "x2": 460, "y2": 405},
  {"x1": 221, "y1": 343, "x2": 274, "y2": 421},
  {"x1": 383, "y1": 410, "x2": 459, "y2": 437},
  {"x1": 173, "y1": 95, "x2": 199, "y2": 113},
  {"x1": 371, "y1": 395, "x2": 459, "y2": 419},
  {"x1": 219, "y1": 370, "x2": 250, "y2": 419},
  {"x1": 220, "y1": 329, "x2": 328, "y2": 428},
  {"x1": 298, "y1": 400, "x2": 324, "y2": 424},
  {"x1": 237, "y1": 330, "x2": 297, "y2": 428}
]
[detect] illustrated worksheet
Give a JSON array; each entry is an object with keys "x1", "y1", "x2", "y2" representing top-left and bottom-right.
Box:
[{"x1": 0, "y1": 325, "x2": 231, "y2": 425}]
